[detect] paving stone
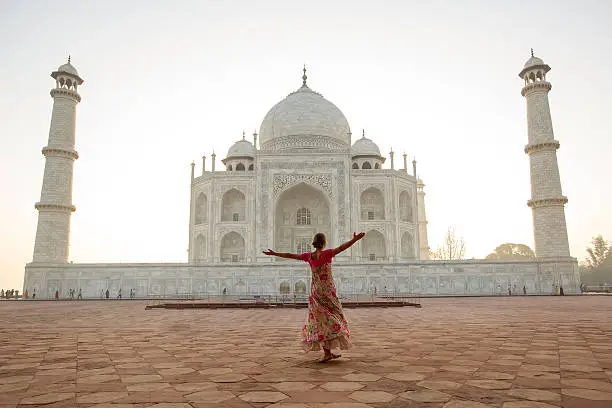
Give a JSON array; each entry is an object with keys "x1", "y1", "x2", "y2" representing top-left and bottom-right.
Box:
[
  {"x1": 561, "y1": 387, "x2": 612, "y2": 400},
  {"x1": 501, "y1": 402, "x2": 560, "y2": 408},
  {"x1": 417, "y1": 380, "x2": 462, "y2": 390},
  {"x1": 506, "y1": 388, "x2": 561, "y2": 401},
  {"x1": 466, "y1": 379, "x2": 513, "y2": 390},
  {"x1": 238, "y1": 390, "x2": 289, "y2": 402},
  {"x1": 348, "y1": 390, "x2": 396, "y2": 403},
  {"x1": 399, "y1": 389, "x2": 452, "y2": 402},
  {"x1": 184, "y1": 390, "x2": 235, "y2": 403},
  {"x1": 321, "y1": 382, "x2": 365, "y2": 392},
  {"x1": 2, "y1": 297, "x2": 612, "y2": 407}
]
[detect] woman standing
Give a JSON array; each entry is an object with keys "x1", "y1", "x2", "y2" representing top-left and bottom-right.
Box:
[{"x1": 264, "y1": 232, "x2": 365, "y2": 362}]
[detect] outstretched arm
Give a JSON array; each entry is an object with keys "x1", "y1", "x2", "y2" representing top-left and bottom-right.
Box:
[
  {"x1": 262, "y1": 249, "x2": 302, "y2": 261},
  {"x1": 332, "y1": 232, "x2": 365, "y2": 256}
]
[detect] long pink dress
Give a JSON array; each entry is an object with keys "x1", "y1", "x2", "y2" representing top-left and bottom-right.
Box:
[{"x1": 299, "y1": 249, "x2": 351, "y2": 352}]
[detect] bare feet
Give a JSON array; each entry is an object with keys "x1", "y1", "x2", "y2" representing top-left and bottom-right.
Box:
[{"x1": 320, "y1": 352, "x2": 342, "y2": 363}]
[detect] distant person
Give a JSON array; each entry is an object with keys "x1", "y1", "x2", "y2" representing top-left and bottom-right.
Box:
[
  {"x1": 129, "y1": 288, "x2": 133, "y2": 299},
  {"x1": 263, "y1": 231, "x2": 364, "y2": 362},
  {"x1": 105, "y1": 289, "x2": 109, "y2": 299},
  {"x1": 523, "y1": 285, "x2": 526, "y2": 295},
  {"x1": 24, "y1": 289, "x2": 29, "y2": 299},
  {"x1": 560, "y1": 286, "x2": 564, "y2": 296},
  {"x1": 55, "y1": 290, "x2": 59, "y2": 300},
  {"x1": 32, "y1": 288, "x2": 36, "y2": 299},
  {"x1": 117, "y1": 289, "x2": 122, "y2": 299},
  {"x1": 78, "y1": 288, "x2": 82, "y2": 300}
]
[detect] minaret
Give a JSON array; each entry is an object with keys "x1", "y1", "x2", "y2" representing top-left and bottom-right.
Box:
[
  {"x1": 31, "y1": 58, "x2": 83, "y2": 263},
  {"x1": 416, "y1": 179, "x2": 430, "y2": 259},
  {"x1": 519, "y1": 51, "x2": 570, "y2": 258}
]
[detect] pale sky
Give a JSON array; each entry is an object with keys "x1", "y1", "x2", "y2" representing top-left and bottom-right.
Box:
[{"x1": 1, "y1": 0, "x2": 611, "y2": 289}]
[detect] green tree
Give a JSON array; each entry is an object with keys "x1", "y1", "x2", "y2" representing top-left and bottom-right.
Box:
[
  {"x1": 430, "y1": 227, "x2": 466, "y2": 260},
  {"x1": 585, "y1": 235, "x2": 611, "y2": 269},
  {"x1": 485, "y1": 243, "x2": 535, "y2": 260},
  {"x1": 581, "y1": 236, "x2": 612, "y2": 285}
]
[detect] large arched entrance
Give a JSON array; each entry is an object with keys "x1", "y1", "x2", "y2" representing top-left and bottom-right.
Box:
[{"x1": 275, "y1": 183, "x2": 330, "y2": 256}]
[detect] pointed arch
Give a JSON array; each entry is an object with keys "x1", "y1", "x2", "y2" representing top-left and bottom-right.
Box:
[
  {"x1": 362, "y1": 230, "x2": 386, "y2": 260},
  {"x1": 236, "y1": 163, "x2": 245, "y2": 171},
  {"x1": 295, "y1": 281, "x2": 307, "y2": 294},
  {"x1": 401, "y1": 231, "x2": 415, "y2": 259},
  {"x1": 221, "y1": 188, "x2": 246, "y2": 221},
  {"x1": 360, "y1": 187, "x2": 385, "y2": 220},
  {"x1": 195, "y1": 193, "x2": 208, "y2": 224},
  {"x1": 362, "y1": 161, "x2": 372, "y2": 169},
  {"x1": 275, "y1": 182, "x2": 330, "y2": 255},
  {"x1": 352, "y1": 162, "x2": 359, "y2": 169},
  {"x1": 220, "y1": 231, "x2": 245, "y2": 262},
  {"x1": 194, "y1": 234, "x2": 206, "y2": 261},
  {"x1": 399, "y1": 190, "x2": 413, "y2": 222}
]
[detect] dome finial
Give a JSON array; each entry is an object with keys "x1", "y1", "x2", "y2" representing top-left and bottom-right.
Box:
[
  {"x1": 302, "y1": 64, "x2": 307, "y2": 86},
  {"x1": 242, "y1": 131, "x2": 245, "y2": 140},
  {"x1": 530, "y1": 48, "x2": 534, "y2": 57},
  {"x1": 68, "y1": 54, "x2": 71, "y2": 63},
  {"x1": 362, "y1": 129, "x2": 365, "y2": 139}
]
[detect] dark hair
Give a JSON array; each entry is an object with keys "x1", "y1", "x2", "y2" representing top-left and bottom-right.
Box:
[{"x1": 312, "y1": 232, "x2": 326, "y2": 249}]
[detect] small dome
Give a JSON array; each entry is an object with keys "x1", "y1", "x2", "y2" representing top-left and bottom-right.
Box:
[
  {"x1": 226, "y1": 138, "x2": 255, "y2": 158},
  {"x1": 523, "y1": 56, "x2": 545, "y2": 69},
  {"x1": 57, "y1": 62, "x2": 79, "y2": 77},
  {"x1": 351, "y1": 135, "x2": 381, "y2": 157}
]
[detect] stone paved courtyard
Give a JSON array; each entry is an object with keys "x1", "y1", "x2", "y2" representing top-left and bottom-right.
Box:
[{"x1": 1, "y1": 297, "x2": 611, "y2": 408}]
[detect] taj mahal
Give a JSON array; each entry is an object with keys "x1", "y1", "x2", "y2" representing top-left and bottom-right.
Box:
[{"x1": 24, "y1": 53, "x2": 580, "y2": 299}]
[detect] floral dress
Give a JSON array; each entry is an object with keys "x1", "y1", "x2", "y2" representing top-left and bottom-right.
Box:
[{"x1": 299, "y1": 249, "x2": 351, "y2": 352}]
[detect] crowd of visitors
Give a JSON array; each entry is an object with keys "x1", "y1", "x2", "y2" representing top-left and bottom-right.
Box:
[{"x1": 1, "y1": 289, "x2": 20, "y2": 299}]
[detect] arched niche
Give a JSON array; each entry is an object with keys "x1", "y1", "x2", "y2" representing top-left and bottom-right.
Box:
[
  {"x1": 275, "y1": 182, "x2": 330, "y2": 255},
  {"x1": 362, "y1": 230, "x2": 386, "y2": 261},
  {"x1": 399, "y1": 190, "x2": 413, "y2": 222},
  {"x1": 195, "y1": 193, "x2": 207, "y2": 224},
  {"x1": 295, "y1": 281, "x2": 307, "y2": 294},
  {"x1": 401, "y1": 231, "x2": 415, "y2": 259},
  {"x1": 280, "y1": 281, "x2": 290, "y2": 294},
  {"x1": 362, "y1": 161, "x2": 372, "y2": 169},
  {"x1": 220, "y1": 231, "x2": 245, "y2": 262},
  {"x1": 221, "y1": 188, "x2": 246, "y2": 222},
  {"x1": 360, "y1": 187, "x2": 385, "y2": 220},
  {"x1": 236, "y1": 163, "x2": 245, "y2": 171},
  {"x1": 194, "y1": 234, "x2": 206, "y2": 261}
]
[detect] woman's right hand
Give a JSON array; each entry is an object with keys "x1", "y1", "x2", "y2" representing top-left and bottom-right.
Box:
[
  {"x1": 263, "y1": 249, "x2": 276, "y2": 256},
  {"x1": 353, "y1": 232, "x2": 365, "y2": 241}
]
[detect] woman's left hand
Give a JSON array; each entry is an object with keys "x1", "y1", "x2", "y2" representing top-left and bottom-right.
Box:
[
  {"x1": 263, "y1": 249, "x2": 276, "y2": 256},
  {"x1": 353, "y1": 232, "x2": 365, "y2": 241}
]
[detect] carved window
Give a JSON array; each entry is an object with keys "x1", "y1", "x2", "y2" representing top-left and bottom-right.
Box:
[
  {"x1": 232, "y1": 213, "x2": 239, "y2": 222},
  {"x1": 369, "y1": 253, "x2": 376, "y2": 261},
  {"x1": 231, "y1": 255, "x2": 238, "y2": 263},
  {"x1": 236, "y1": 163, "x2": 245, "y2": 171},
  {"x1": 296, "y1": 208, "x2": 311, "y2": 225},
  {"x1": 352, "y1": 163, "x2": 359, "y2": 169},
  {"x1": 368, "y1": 211, "x2": 374, "y2": 220},
  {"x1": 297, "y1": 239, "x2": 310, "y2": 254}
]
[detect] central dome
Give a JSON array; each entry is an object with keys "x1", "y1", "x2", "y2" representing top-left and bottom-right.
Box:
[{"x1": 259, "y1": 75, "x2": 351, "y2": 150}]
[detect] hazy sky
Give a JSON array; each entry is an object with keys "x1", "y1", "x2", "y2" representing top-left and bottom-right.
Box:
[{"x1": 1, "y1": 0, "x2": 611, "y2": 289}]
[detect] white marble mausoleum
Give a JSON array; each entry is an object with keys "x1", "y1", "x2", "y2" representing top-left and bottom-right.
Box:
[{"x1": 23, "y1": 54, "x2": 581, "y2": 299}]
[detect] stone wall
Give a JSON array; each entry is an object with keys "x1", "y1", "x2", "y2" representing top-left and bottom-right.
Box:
[{"x1": 24, "y1": 258, "x2": 580, "y2": 300}]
